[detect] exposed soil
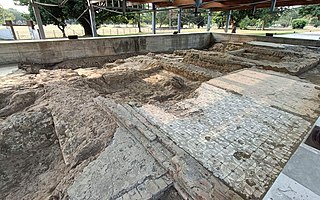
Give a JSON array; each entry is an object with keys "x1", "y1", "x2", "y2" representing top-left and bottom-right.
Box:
[
  {"x1": 208, "y1": 42, "x2": 243, "y2": 52},
  {"x1": 1, "y1": 46, "x2": 246, "y2": 200},
  {"x1": 1, "y1": 42, "x2": 319, "y2": 200},
  {"x1": 300, "y1": 64, "x2": 320, "y2": 85}
]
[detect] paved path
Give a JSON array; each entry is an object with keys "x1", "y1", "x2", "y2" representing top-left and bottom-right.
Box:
[
  {"x1": 264, "y1": 118, "x2": 320, "y2": 200},
  {"x1": 0, "y1": 64, "x2": 18, "y2": 76},
  {"x1": 274, "y1": 32, "x2": 320, "y2": 40}
]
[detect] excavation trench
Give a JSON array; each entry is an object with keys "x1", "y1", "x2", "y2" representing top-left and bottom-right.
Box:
[{"x1": 0, "y1": 42, "x2": 319, "y2": 200}]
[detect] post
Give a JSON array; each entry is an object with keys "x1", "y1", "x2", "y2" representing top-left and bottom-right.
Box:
[
  {"x1": 5, "y1": 20, "x2": 17, "y2": 40},
  {"x1": 152, "y1": 3, "x2": 156, "y2": 34},
  {"x1": 225, "y1": 10, "x2": 231, "y2": 33},
  {"x1": 253, "y1": 5, "x2": 257, "y2": 15},
  {"x1": 177, "y1": 8, "x2": 182, "y2": 33},
  {"x1": 31, "y1": 0, "x2": 46, "y2": 39},
  {"x1": 122, "y1": 0, "x2": 126, "y2": 15},
  {"x1": 270, "y1": 0, "x2": 277, "y2": 12},
  {"x1": 87, "y1": 0, "x2": 98, "y2": 37},
  {"x1": 169, "y1": 10, "x2": 172, "y2": 27},
  {"x1": 207, "y1": 9, "x2": 212, "y2": 32},
  {"x1": 138, "y1": 13, "x2": 141, "y2": 33}
]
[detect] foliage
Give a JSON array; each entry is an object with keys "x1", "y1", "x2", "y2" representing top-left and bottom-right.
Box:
[
  {"x1": 253, "y1": 8, "x2": 283, "y2": 30},
  {"x1": 276, "y1": 8, "x2": 299, "y2": 27},
  {"x1": 299, "y1": 5, "x2": 320, "y2": 20},
  {"x1": 156, "y1": 10, "x2": 169, "y2": 27},
  {"x1": 214, "y1": 8, "x2": 282, "y2": 33},
  {"x1": 7, "y1": 8, "x2": 29, "y2": 23},
  {"x1": 140, "y1": 9, "x2": 205, "y2": 28},
  {"x1": 0, "y1": 5, "x2": 15, "y2": 23},
  {"x1": 239, "y1": 16, "x2": 257, "y2": 30},
  {"x1": 314, "y1": 20, "x2": 320, "y2": 28},
  {"x1": 28, "y1": 4, "x2": 68, "y2": 37},
  {"x1": 212, "y1": 11, "x2": 225, "y2": 29},
  {"x1": 0, "y1": 6, "x2": 29, "y2": 25},
  {"x1": 292, "y1": 18, "x2": 307, "y2": 29},
  {"x1": 15, "y1": 0, "x2": 135, "y2": 36},
  {"x1": 309, "y1": 17, "x2": 320, "y2": 27}
]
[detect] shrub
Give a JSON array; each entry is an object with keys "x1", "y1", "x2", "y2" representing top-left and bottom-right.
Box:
[
  {"x1": 292, "y1": 19, "x2": 307, "y2": 29},
  {"x1": 309, "y1": 17, "x2": 319, "y2": 25},
  {"x1": 239, "y1": 16, "x2": 257, "y2": 30},
  {"x1": 314, "y1": 20, "x2": 320, "y2": 28}
]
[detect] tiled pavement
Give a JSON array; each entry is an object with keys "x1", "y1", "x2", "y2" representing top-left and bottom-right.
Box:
[{"x1": 138, "y1": 70, "x2": 317, "y2": 198}]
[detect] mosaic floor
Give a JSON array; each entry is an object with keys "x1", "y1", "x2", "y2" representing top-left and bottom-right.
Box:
[{"x1": 137, "y1": 70, "x2": 315, "y2": 199}]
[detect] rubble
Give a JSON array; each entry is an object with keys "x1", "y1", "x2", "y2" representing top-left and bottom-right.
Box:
[{"x1": 0, "y1": 42, "x2": 319, "y2": 200}]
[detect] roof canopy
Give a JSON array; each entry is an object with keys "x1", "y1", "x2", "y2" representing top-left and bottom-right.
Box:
[{"x1": 92, "y1": 0, "x2": 320, "y2": 12}]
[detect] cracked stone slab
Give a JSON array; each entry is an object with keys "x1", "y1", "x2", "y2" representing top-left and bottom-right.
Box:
[
  {"x1": 67, "y1": 126, "x2": 169, "y2": 200},
  {"x1": 95, "y1": 97, "x2": 244, "y2": 200},
  {"x1": 207, "y1": 69, "x2": 320, "y2": 119},
  {"x1": 137, "y1": 81, "x2": 311, "y2": 199}
]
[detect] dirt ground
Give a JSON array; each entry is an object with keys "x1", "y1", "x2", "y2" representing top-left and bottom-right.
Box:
[
  {"x1": 300, "y1": 63, "x2": 320, "y2": 85},
  {"x1": 0, "y1": 42, "x2": 319, "y2": 200},
  {"x1": 1, "y1": 46, "x2": 238, "y2": 200}
]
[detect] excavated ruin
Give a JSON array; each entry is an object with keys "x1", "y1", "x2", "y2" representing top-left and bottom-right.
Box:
[{"x1": 1, "y1": 42, "x2": 320, "y2": 200}]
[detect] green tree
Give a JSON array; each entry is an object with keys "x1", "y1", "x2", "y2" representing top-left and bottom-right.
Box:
[
  {"x1": 292, "y1": 18, "x2": 307, "y2": 29},
  {"x1": 299, "y1": 5, "x2": 320, "y2": 20},
  {"x1": 230, "y1": 10, "x2": 252, "y2": 33},
  {"x1": 156, "y1": 10, "x2": 169, "y2": 28},
  {"x1": 228, "y1": 8, "x2": 282, "y2": 33},
  {"x1": 28, "y1": 4, "x2": 68, "y2": 37},
  {"x1": 276, "y1": 8, "x2": 299, "y2": 27},
  {"x1": 8, "y1": 8, "x2": 29, "y2": 23},
  {"x1": 254, "y1": 8, "x2": 282, "y2": 30},
  {"x1": 212, "y1": 11, "x2": 225, "y2": 29},
  {"x1": 239, "y1": 16, "x2": 257, "y2": 30},
  {"x1": 0, "y1": 5, "x2": 15, "y2": 24},
  {"x1": 15, "y1": 0, "x2": 135, "y2": 36}
]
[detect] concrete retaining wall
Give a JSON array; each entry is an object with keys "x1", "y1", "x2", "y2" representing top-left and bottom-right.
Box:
[
  {"x1": 2, "y1": 32, "x2": 320, "y2": 65},
  {"x1": 212, "y1": 33, "x2": 320, "y2": 47},
  {"x1": 0, "y1": 33, "x2": 213, "y2": 65}
]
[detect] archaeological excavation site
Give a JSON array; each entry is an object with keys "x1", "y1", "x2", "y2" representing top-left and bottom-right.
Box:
[{"x1": 1, "y1": 31, "x2": 320, "y2": 200}]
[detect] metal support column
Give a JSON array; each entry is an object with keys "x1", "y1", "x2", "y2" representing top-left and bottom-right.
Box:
[
  {"x1": 206, "y1": 9, "x2": 212, "y2": 32},
  {"x1": 87, "y1": 0, "x2": 98, "y2": 37},
  {"x1": 271, "y1": 0, "x2": 277, "y2": 12},
  {"x1": 253, "y1": 5, "x2": 257, "y2": 15},
  {"x1": 225, "y1": 10, "x2": 231, "y2": 33},
  {"x1": 152, "y1": 3, "x2": 156, "y2": 34},
  {"x1": 122, "y1": 0, "x2": 127, "y2": 15},
  {"x1": 31, "y1": 0, "x2": 45, "y2": 39},
  {"x1": 177, "y1": 8, "x2": 182, "y2": 33},
  {"x1": 138, "y1": 13, "x2": 141, "y2": 33}
]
